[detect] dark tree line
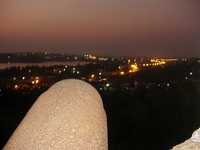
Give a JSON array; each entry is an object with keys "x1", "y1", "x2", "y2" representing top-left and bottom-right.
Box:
[{"x1": 100, "y1": 80, "x2": 200, "y2": 150}]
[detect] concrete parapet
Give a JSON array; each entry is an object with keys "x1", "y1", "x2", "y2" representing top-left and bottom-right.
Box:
[{"x1": 3, "y1": 79, "x2": 107, "y2": 150}]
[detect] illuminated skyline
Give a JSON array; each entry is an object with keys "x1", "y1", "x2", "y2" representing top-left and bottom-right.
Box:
[{"x1": 0, "y1": 0, "x2": 200, "y2": 57}]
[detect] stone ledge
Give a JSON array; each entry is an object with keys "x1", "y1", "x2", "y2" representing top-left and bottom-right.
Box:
[
  {"x1": 172, "y1": 128, "x2": 200, "y2": 150},
  {"x1": 172, "y1": 139, "x2": 200, "y2": 150}
]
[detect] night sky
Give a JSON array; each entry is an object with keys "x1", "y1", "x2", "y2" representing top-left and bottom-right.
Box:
[{"x1": 1, "y1": 0, "x2": 200, "y2": 58}]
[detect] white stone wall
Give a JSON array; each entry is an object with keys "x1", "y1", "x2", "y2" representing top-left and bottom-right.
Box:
[{"x1": 172, "y1": 128, "x2": 200, "y2": 150}]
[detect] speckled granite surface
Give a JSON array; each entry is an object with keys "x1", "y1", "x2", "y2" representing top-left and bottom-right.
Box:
[
  {"x1": 3, "y1": 79, "x2": 108, "y2": 150},
  {"x1": 172, "y1": 128, "x2": 200, "y2": 150}
]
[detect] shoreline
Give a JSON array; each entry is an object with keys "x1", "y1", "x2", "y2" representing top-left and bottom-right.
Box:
[{"x1": 0, "y1": 61, "x2": 96, "y2": 70}]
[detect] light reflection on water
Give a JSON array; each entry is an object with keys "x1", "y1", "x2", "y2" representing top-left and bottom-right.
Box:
[{"x1": 0, "y1": 61, "x2": 95, "y2": 69}]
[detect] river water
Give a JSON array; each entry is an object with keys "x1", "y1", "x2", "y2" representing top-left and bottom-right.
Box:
[{"x1": 0, "y1": 61, "x2": 95, "y2": 70}]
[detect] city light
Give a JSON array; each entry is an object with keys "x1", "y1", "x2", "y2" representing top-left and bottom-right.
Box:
[
  {"x1": 118, "y1": 66, "x2": 122, "y2": 69},
  {"x1": 120, "y1": 71, "x2": 124, "y2": 75},
  {"x1": 151, "y1": 59, "x2": 165, "y2": 63},
  {"x1": 44, "y1": 52, "x2": 50, "y2": 54},
  {"x1": 99, "y1": 57, "x2": 108, "y2": 61},
  {"x1": 35, "y1": 80, "x2": 39, "y2": 84},
  {"x1": 129, "y1": 70, "x2": 133, "y2": 73},
  {"x1": 131, "y1": 64, "x2": 138, "y2": 69},
  {"x1": 32, "y1": 79, "x2": 39, "y2": 84},
  {"x1": 0, "y1": 53, "x2": 196, "y2": 95},
  {"x1": 89, "y1": 55, "x2": 96, "y2": 60},
  {"x1": 130, "y1": 64, "x2": 138, "y2": 73}
]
